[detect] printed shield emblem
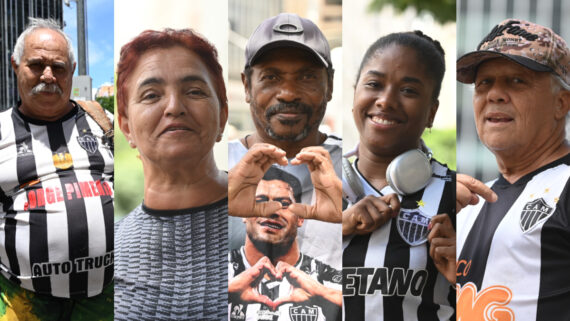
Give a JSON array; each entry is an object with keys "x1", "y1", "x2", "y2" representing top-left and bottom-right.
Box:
[
  {"x1": 289, "y1": 305, "x2": 318, "y2": 321},
  {"x1": 77, "y1": 134, "x2": 98, "y2": 154},
  {"x1": 520, "y1": 197, "x2": 553, "y2": 232},
  {"x1": 397, "y1": 208, "x2": 431, "y2": 246}
]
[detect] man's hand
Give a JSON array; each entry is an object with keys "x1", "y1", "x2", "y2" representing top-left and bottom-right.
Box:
[
  {"x1": 272, "y1": 261, "x2": 342, "y2": 308},
  {"x1": 428, "y1": 214, "x2": 455, "y2": 284},
  {"x1": 228, "y1": 256, "x2": 282, "y2": 310},
  {"x1": 288, "y1": 147, "x2": 342, "y2": 223},
  {"x1": 229, "y1": 143, "x2": 288, "y2": 217},
  {"x1": 342, "y1": 194, "x2": 400, "y2": 236},
  {"x1": 456, "y1": 173, "x2": 498, "y2": 213}
]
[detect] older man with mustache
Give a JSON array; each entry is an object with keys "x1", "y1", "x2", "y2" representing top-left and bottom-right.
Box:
[
  {"x1": 455, "y1": 19, "x2": 570, "y2": 320},
  {"x1": 0, "y1": 18, "x2": 114, "y2": 320}
]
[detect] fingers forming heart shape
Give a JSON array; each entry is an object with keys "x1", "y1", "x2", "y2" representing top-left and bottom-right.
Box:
[{"x1": 242, "y1": 258, "x2": 318, "y2": 311}]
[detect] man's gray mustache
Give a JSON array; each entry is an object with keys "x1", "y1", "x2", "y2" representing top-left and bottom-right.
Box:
[
  {"x1": 31, "y1": 83, "x2": 63, "y2": 95},
  {"x1": 265, "y1": 102, "x2": 312, "y2": 119}
]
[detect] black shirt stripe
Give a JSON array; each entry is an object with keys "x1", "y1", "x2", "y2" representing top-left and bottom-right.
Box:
[
  {"x1": 46, "y1": 120, "x2": 89, "y2": 297},
  {"x1": 75, "y1": 108, "x2": 114, "y2": 286},
  {"x1": 343, "y1": 234, "x2": 371, "y2": 321}
]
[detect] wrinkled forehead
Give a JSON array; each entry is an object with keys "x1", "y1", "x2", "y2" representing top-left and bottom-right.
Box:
[
  {"x1": 24, "y1": 29, "x2": 70, "y2": 60},
  {"x1": 475, "y1": 57, "x2": 538, "y2": 78},
  {"x1": 255, "y1": 179, "x2": 295, "y2": 199}
]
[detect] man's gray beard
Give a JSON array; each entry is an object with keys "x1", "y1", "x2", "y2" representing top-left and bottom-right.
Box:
[
  {"x1": 254, "y1": 100, "x2": 327, "y2": 142},
  {"x1": 265, "y1": 126, "x2": 310, "y2": 142},
  {"x1": 249, "y1": 235, "x2": 296, "y2": 261},
  {"x1": 31, "y1": 83, "x2": 63, "y2": 95}
]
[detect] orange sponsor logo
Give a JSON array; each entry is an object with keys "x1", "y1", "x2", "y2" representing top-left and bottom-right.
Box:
[
  {"x1": 52, "y1": 152, "x2": 73, "y2": 170},
  {"x1": 457, "y1": 259, "x2": 471, "y2": 277},
  {"x1": 457, "y1": 282, "x2": 514, "y2": 321}
]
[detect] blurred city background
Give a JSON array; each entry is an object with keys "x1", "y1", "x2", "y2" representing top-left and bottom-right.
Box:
[{"x1": 457, "y1": 0, "x2": 570, "y2": 181}]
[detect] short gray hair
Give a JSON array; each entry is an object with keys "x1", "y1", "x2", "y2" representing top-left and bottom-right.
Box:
[
  {"x1": 553, "y1": 74, "x2": 570, "y2": 140},
  {"x1": 12, "y1": 17, "x2": 75, "y2": 66},
  {"x1": 551, "y1": 73, "x2": 570, "y2": 93}
]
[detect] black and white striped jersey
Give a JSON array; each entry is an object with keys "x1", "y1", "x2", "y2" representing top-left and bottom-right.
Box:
[
  {"x1": 228, "y1": 135, "x2": 343, "y2": 269},
  {"x1": 457, "y1": 154, "x2": 570, "y2": 321},
  {"x1": 0, "y1": 102, "x2": 114, "y2": 298},
  {"x1": 229, "y1": 247, "x2": 343, "y2": 321},
  {"x1": 343, "y1": 158, "x2": 455, "y2": 321}
]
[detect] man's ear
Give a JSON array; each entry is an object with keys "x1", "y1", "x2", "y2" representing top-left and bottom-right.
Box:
[
  {"x1": 241, "y1": 72, "x2": 252, "y2": 104},
  {"x1": 554, "y1": 90, "x2": 570, "y2": 120},
  {"x1": 297, "y1": 217, "x2": 304, "y2": 227},
  {"x1": 326, "y1": 69, "x2": 334, "y2": 102},
  {"x1": 71, "y1": 62, "x2": 76, "y2": 75},
  {"x1": 11, "y1": 57, "x2": 18, "y2": 72}
]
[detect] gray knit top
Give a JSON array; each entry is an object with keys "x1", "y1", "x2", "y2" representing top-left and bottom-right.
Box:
[{"x1": 114, "y1": 198, "x2": 228, "y2": 321}]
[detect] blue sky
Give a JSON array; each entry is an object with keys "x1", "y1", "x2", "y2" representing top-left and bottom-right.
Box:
[{"x1": 63, "y1": 0, "x2": 114, "y2": 91}]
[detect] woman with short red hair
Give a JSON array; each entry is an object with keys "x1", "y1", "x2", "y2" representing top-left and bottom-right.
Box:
[{"x1": 114, "y1": 29, "x2": 228, "y2": 320}]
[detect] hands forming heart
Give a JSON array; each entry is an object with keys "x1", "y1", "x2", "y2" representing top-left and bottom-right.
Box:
[
  {"x1": 228, "y1": 256, "x2": 340, "y2": 311},
  {"x1": 228, "y1": 143, "x2": 342, "y2": 223}
]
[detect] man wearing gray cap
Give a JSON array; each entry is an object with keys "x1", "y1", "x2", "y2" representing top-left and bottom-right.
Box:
[
  {"x1": 228, "y1": 13, "x2": 342, "y2": 270},
  {"x1": 455, "y1": 19, "x2": 570, "y2": 320}
]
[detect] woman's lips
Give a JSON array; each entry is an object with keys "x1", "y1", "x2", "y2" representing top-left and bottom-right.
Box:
[
  {"x1": 367, "y1": 114, "x2": 401, "y2": 128},
  {"x1": 160, "y1": 124, "x2": 192, "y2": 135},
  {"x1": 371, "y1": 115, "x2": 397, "y2": 125}
]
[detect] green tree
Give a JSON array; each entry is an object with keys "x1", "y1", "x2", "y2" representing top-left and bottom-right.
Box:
[
  {"x1": 369, "y1": 0, "x2": 456, "y2": 24},
  {"x1": 422, "y1": 128, "x2": 456, "y2": 170},
  {"x1": 95, "y1": 96, "x2": 115, "y2": 114}
]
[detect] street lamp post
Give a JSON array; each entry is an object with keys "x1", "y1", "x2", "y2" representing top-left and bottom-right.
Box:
[
  {"x1": 64, "y1": 0, "x2": 87, "y2": 75},
  {"x1": 64, "y1": 0, "x2": 91, "y2": 100}
]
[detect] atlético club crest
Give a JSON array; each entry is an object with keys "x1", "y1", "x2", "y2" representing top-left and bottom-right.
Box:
[
  {"x1": 397, "y1": 208, "x2": 431, "y2": 246},
  {"x1": 77, "y1": 133, "x2": 98, "y2": 154},
  {"x1": 289, "y1": 305, "x2": 319, "y2": 321},
  {"x1": 520, "y1": 197, "x2": 554, "y2": 232}
]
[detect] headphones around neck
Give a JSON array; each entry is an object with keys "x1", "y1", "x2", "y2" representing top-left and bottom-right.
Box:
[{"x1": 342, "y1": 141, "x2": 433, "y2": 203}]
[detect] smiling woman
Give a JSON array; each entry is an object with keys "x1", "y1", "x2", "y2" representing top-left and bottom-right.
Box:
[
  {"x1": 342, "y1": 31, "x2": 456, "y2": 321},
  {"x1": 113, "y1": 29, "x2": 228, "y2": 320}
]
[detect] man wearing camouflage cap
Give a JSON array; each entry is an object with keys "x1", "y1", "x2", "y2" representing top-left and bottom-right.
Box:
[{"x1": 455, "y1": 19, "x2": 570, "y2": 320}]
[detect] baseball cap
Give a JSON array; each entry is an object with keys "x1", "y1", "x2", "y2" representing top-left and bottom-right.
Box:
[
  {"x1": 244, "y1": 13, "x2": 332, "y2": 69},
  {"x1": 457, "y1": 19, "x2": 570, "y2": 86}
]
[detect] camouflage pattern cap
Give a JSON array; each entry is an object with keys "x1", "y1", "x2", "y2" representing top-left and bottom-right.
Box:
[{"x1": 457, "y1": 19, "x2": 570, "y2": 86}]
